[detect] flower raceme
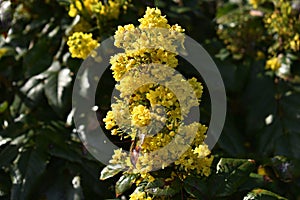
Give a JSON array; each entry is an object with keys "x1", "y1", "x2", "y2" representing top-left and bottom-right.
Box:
[
  {"x1": 67, "y1": 32, "x2": 99, "y2": 59},
  {"x1": 68, "y1": 0, "x2": 127, "y2": 19},
  {"x1": 66, "y1": 0, "x2": 129, "y2": 59},
  {"x1": 217, "y1": 0, "x2": 300, "y2": 72},
  {"x1": 100, "y1": 7, "x2": 213, "y2": 199}
]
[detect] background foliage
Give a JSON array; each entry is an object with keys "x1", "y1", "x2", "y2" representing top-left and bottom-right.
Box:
[{"x1": 0, "y1": 0, "x2": 300, "y2": 199}]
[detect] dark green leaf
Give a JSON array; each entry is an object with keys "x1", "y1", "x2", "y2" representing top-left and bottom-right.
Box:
[
  {"x1": 115, "y1": 173, "x2": 137, "y2": 196},
  {"x1": 257, "y1": 119, "x2": 282, "y2": 156},
  {"x1": 216, "y1": 3, "x2": 239, "y2": 19},
  {"x1": 44, "y1": 61, "x2": 72, "y2": 112},
  {"x1": 0, "y1": 101, "x2": 8, "y2": 113},
  {"x1": 274, "y1": 132, "x2": 300, "y2": 160},
  {"x1": 145, "y1": 185, "x2": 178, "y2": 196},
  {"x1": 11, "y1": 148, "x2": 48, "y2": 200},
  {"x1": 0, "y1": 144, "x2": 19, "y2": 167},
  {"x1": 20, "y1": 73, "x2": 47, "y2": 103},
  {"x1": 218, "y1": 115, "x2": 246, "y2": 156},
  {"x1": 244, "y1": 72, "x2": 276, "y2": 134},
  {"x1": 145, "y1": 177, "x2": 181, "y2": 197},
  {"x1": 216, "y1": 158, "x2": 256, "y2": 196},
  {"x1": 0, "y1": 169, "x2": 12, "y2": 197},
  {"x1": 23, "y1": 37, "x2": 57, "y2": 77},
  {"x1": 184, "y1": 176, "x2": 208, "y2": 199}
]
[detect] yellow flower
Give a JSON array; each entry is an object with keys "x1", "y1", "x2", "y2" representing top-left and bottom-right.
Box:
[
  {"x1": 249, "y1": 0, "x2": 260, "y2": 8},
  {"x1": 109, "y1": 148, "x2": 128, "y2": 165},
  {"x1": 129, "y1": 191, "x2": 147, "y2": 200},
  {"x1": 170, "y1": 24, "x2": 185, "y2": 33},
  {"x1": 0, "y1": 47, "x2": 11, "y2": 59},
  {"x1": 68, "y1": 0, "x2": 98, "y2": 17},
  {"x1": 265, "y1": 56, "x2": 281, "y2": 71},
  {"x1": 94, "y1": 0, "x2": 123, "y2": 19},
  {"x1": 193, "y1": 144, "x2": 211, "y2": 158},
  {"x1": 111, "y1": 148, "x2": 123, "y2": 161},
  {"x1": 290, "y1": 34, "x2": 300, "y2": 52},
  {"x1": 140, "y1": 173, "x2": 155, "y2": 183},
  {"x1": 68, "y1": 4, "x2": 78, "y2": 17},
  {"x1": 67, "y1": 32, "x2": 99, "y2": 59},
  {"x1": 256, "y1": 51, "x2": 265, "y2": 60},
  {"x1": 131, "y1": 105, "x2": 151, "y2": 127},
  {"x1": 68, "y1": 1, "x2": 82, "y2": 17},
  {"x1": 188, "y1": 77, "x2": 203, "y2": 99},
  {"x1": 139, "y1": 7, "x2": 170, "y2": 29},
  {"x1": 111, "y1": 129, "x2": 118, "y2": 135},
  {"x1": 199, "y1": 156, "x2": 214, "y2": 176},
  {"x1": 103, "y1": 111, "x2": 116, "y2": 130}
]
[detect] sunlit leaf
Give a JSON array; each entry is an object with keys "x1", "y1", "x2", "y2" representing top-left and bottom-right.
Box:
[
  {"x1": 100, "y1": 164, "x2": 124, "y2": 180},
  {"x1": 243, "y1": 188, "x2": 288, "y2": 200},
  {"x1": 115, "y1": 173, "x2": 137, "y2": 196}
]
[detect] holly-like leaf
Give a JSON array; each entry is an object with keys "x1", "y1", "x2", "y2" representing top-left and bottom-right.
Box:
[
  {"x1": 218, "y1": 115, "x2": 246, "y2": 157},
  {"x1": 20, "y1": 73, "x2": 47, "y2": 104},
  {"x1": 23, "y1": 37, "x2": 59, "y2": 77},
  {"x1": 145, "y1": 177, "x2": 181, "y2": 197},
  {"x1": 145, "y1": 186, "x2": 178, "y2": 197},
  {"x1": 184, "y1": 176, "x2": 209, "y2": 199},
  {"x1": 0, "y1": 144, "x2": 19, "y2": 167},
  {"x1": 243, "y1": 188, "x2": 288, "y2": 200},
  {"x1": 10, "y1": 148, "x2": 48, "y2": 200},
  {"x1": 100, "y1": 164, "x2": 124, "y2": 180},
  {"x1": 44, "y1": 61, "x2": 72, "y2": 113},
  {"x1": 217, "y1": 158, "x2": 256, "y2": 174},
  {"x1": 115, "y1": 173, "x2": 137, "y2": 197},
  {"x1": 216, "y1": 158, "x2": 256, "y2": 196}
]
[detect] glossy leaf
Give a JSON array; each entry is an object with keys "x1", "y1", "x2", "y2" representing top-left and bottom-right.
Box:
[
  {"x1": 115, "y1": 173, "x2": 137, "y2": 196},
  {"x1": 184, "y1": 176, "x2": 208, "y2": 199},
  {"x1": 100, "y1": 164, "x2": 124, "y2": 180},
  {"x1": 243, "y1": 188, "x2": 288, "y2": 200},
  {"x1": 44, "y1": 61, "x2": 72, "y2": 112},
  {"x1": 11, "y1": 148, "x2": 48, "y2": 200}
]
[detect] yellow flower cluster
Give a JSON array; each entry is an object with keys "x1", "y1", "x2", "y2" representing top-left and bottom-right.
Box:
[
  {"x1": 103, "y1": 7, "x2": 212, "y2": 199},
  {"x1": 141, "y1": 132, "x2": 173, "y2": 151},
  {"x1": 110, "y1": 50, "x2": 178, "y2": 81},
  {"x1": 138, "y1": 7, "x2": 170, "y2": 29},
  {"x1": 290, "y1": 34, "x2": 300, "y2": 52},
  {"x1": 68, "y1": 0, "x2": 97, "y2": 17},
  {"x1": 249, "y1": 0, "x2": 261, "y2": 8},
  {"x1": 130, "y1": 191, "x2": 152, "y2": 200},
  {"x1": 188, "y1": 77, "x2": 204, "y2": 99},
  {"x1": 264, "y1": 4, "x2": 293, "y2": 38},
  {"x1": 263, "y1": 0, "x2": 300, "y2": 70},
  {"x1": 93, "y1": 0, "x2": 124, "y2": 19},
  {"x1": 173, "y1": 123, "x2": 213, "y2": 176},
  {"x1": 266, "y1": 56, "x2": 282, "y2": 71},
  {"x1": 217, "y1": 0, "x2": 299, "y2": 72},
  {"x1": 194, "y1": 144, "x2": 211, "y2": 158},
  {"x1": 67, "y1": 32, "x2": 99, "y2": 59},
  {"x1": 175, "y1": 147, "x2": 213, "y2": 176},
  {"x1": 0, "y1": 47, "x2": 10, "y2": 59},
  {"x1": 131, "y1": 105, "x2": 151, "y2": 127},
  {"x1": 68, "y1": 0, "x2": 127, "y2": 20},
  {"x1": 109, "y1": 148, "x2": 127, "y2": 165},
  {"x1": 216, "y1": 2, "x2": 266, "y2": 60},
  {"x1": 103, "y1": 111, "x2": 116, "y2": 130}
]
